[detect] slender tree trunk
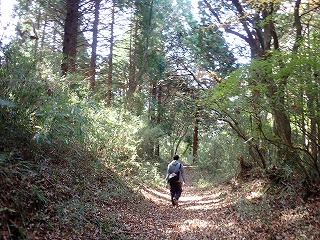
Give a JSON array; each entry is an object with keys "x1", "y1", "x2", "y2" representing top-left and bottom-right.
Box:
[
  {"x1": 127, "y1": 21, "x2": 138, "y2": 106},
  {"x1": 293, "y1": 0, "x2": 302, "y2": 52},
  {"x1": 155, "y1": 84, "x2": 162, "y2": 157},
  {"x1": 33, "y1": 8, "x2": 40, "y2": 52},
  {"x1": 89, "y1": 0, "x2": 101, "y2": 91},
  {"x1": 193, "y1": 109, "x2": 199, "y2": 164},
  {"x1": 61, "y1": 0, "x2": 80, "y2": 75},
  {"x1": 107, "y1": 3, "x2": 115, "y2": 106}
]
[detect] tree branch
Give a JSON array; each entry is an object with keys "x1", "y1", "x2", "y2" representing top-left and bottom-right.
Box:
[
  {"x1": 300, "y1": 3, "x2": 320, "y2": 17},
  {"x1": 202, "y1": 0, "x2": 249, "y2": 43}
]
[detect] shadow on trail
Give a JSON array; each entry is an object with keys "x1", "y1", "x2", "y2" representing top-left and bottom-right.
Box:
[{"x1": 135, "y1": 166, "x2": 320, "y2": 240}]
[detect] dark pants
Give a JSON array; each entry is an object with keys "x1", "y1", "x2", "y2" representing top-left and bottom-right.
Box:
[{"x1": 170, "y1": 181, "x2": 182, "y2": 205}]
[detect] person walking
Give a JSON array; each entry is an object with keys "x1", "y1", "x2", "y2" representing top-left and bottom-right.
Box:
[{"x1": 166, "y1": 155, "x2": 186, "y2": 207}]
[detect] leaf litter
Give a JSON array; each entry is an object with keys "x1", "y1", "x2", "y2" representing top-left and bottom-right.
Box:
[{"x1": 1, "y1": 154, "x2": 320, "y2": 239}]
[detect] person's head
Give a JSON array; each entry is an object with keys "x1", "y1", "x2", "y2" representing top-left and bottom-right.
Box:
[{"x1": 173, "y1": 155, "x2": 179, "y2": 160}]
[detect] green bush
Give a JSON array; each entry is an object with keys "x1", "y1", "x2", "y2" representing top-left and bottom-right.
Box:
[{"x1": 196, "y1": 129, "x2": 244, "y2": 183}]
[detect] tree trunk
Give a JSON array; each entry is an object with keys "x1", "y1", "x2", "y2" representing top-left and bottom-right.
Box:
[
  {"x1": 127, "y1": 21, "x2": 138, "y2": 107},
  {"x1": 147, "y1": 81, "x2": 157, "y2": 158},
  {"x1": 155, "y1": 84, "x2": 162, "y2": 157},
  {"x1": 192, "y1": 109, "x2": 199, "y2": 164},
  {"x1": 89, "y1": 0, "x2": 101, "y2": 91},
  {"x1": 233, "y1": 0, "x2": 294, "y2": 163},
  {"x1": 107, "y1": 3, "x2": 115, "y2": 107},
  {"x1": 61, "y1": 0, "x2": 80, "y2": 76}
]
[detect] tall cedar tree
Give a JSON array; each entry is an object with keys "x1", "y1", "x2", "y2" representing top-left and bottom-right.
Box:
[
  {"x1": 89, "y1": 0, "x2": 101, "y2": 91},
  {"x1": 61, "y1": 0, "x2": 80, "y2": 75}
]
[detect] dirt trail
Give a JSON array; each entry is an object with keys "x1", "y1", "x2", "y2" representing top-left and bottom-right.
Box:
[
  {"x1": 118, "y1": 165, "x2": 320, "y2": 240},
  {"x1": 142, "y1": 167, "x2": 221, "y2": 239},
  {"x1": 136, "y1": 165, "x2": 233, "y2": 239}
]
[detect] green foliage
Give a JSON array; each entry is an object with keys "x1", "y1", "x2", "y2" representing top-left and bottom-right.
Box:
[
  {"x1": 1, "y1": 40, "x2": 37, "y2": 79},
  {"x1": 200, "y1": 32, "x2": 320, "y2": 185},
  {"x1": 196, "y1": 126, "x2": 244, "y2": 182},
  {"x1": 3, "y1": 0, "x2": 320, "y2": 238},
  {"x1": 1, "y1": 50, "x2": 163, "y2": 187},
  {"x1": 190, "y1": 24, "x2": 238, "y2": 75},
  {"x1": 4, "y1": 0, "x2": 320, "y2": 193},
  {"x1": 0, "y1": 39, "x2": 62, "y2": 128}
]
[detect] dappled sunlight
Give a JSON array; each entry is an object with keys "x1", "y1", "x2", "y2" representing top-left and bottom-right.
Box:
[
  {"x1": 140, "y1": 178, "x2": 225, "y2": 210},
  {"x1": 246, "y1": 190, "x2": 263, "y2": 200},
  {"x1": 138, "y1": 169, "x2": 242, "y2": 238},
  {"x1": 140, "y1": 186, "x2": 170, "y2": 205},
  {"x1": 280, "y1": 207, "x2": 308, "y2": 222},
  {"x1": 179, "y1": 195, "x2": 202, "y2": 202},
  {"x1": 183, "y1": 198, "x2": 221, "y2": 210},
  {"x1": 245, "y1": 179, "x2": 266, "y2": 200},
  {"x1": 134, "y1": 168, "x2": 320, "y2": 239},
  {"x1": 179, "y1": 218, "x2": 211, "y2": 232}
]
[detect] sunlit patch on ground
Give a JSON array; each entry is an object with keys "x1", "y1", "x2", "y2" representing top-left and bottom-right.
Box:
[
  {"x1": 246, "y1": 190, "x2": 263, "y2": 200},
  {"x1": 179, "y1": 195, "x2": 202, "y2": 202},
  {"x1": 183, "y1": 199, "x2": 221, "y2": 210},
  {"x1": 129, "y1": 168, "x2": 320, "y2": 239},
  {"x1": 280, "y1": 207, "x2": 308, "y2": 222},
  {"x1": 179, "y1": 218, "x2": 211, "y2": 232}
]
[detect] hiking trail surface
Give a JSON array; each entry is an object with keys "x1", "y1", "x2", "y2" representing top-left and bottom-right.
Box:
[
  {"x1": 112, "y1": 165, "x2": 320, "y2": 240},
  {"x1": 1, "y1": 159, "x2": 320, "y2": 240}
]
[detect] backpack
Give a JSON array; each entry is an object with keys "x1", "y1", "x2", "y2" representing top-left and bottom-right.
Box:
[{"x1": 168, "y1": 163, "x2": 181, "y2": 183}]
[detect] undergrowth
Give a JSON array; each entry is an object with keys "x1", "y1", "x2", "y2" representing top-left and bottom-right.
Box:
[
  {"x1": 0, "y1": 71, "x2": 167, "y2": 238},
  {"x1": 0, "y1": 126, "x2": 147, "y2": 239},
  {"x1": 0, "y1": 100, "x2": 159, "y2": 239}
]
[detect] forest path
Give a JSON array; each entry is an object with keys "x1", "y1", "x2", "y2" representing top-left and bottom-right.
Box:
[
  {"x1": 117, "y1": 166, "x2": 320, "y2": 240},
  {"x1": 138, "y1": 165, "x2": 231, "y2": 239}
]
